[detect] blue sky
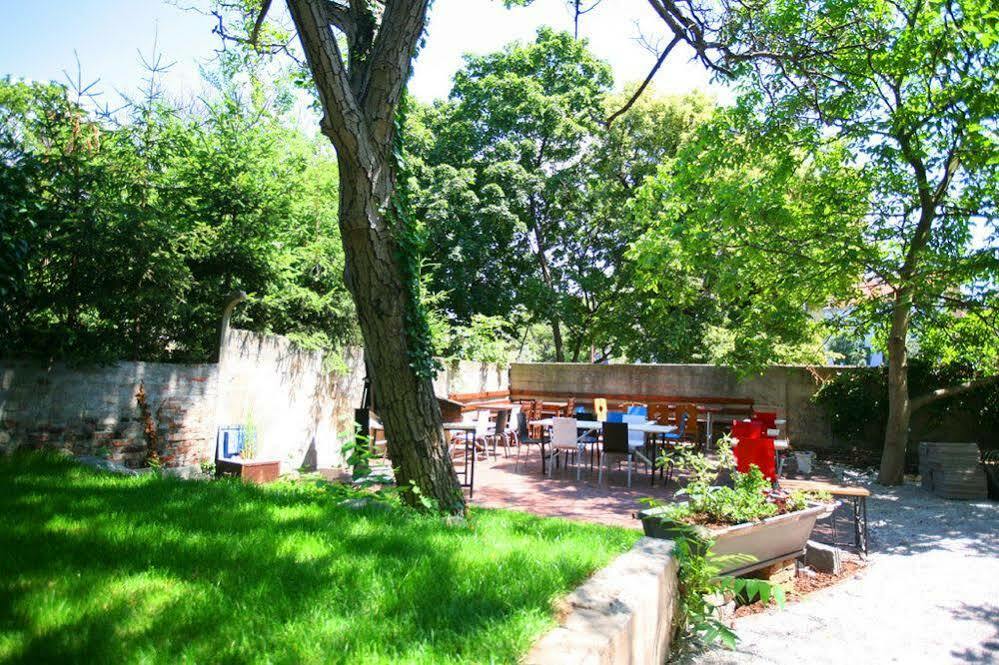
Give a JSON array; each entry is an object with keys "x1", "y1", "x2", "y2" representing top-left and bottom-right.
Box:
[{"x1": 0, "y1": 0, "x2": 725, "y2": 106}]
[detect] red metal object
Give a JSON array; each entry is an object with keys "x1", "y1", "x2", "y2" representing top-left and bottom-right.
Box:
[
  {"x1": 752, "y1": 411, "x2": 778, "y2": 430},
  {"x1": 731, "y1": 420, "x2": 764, "y2": 440},
  {"x1": 733, "y1": 437, "x2": 777, "y2": 480}
]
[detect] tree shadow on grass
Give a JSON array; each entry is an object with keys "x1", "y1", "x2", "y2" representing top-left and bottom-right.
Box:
[{"x1": 0, "y1": 453, "x2": 625, "y2": 664}]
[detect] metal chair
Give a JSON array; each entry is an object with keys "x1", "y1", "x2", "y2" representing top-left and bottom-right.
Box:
[
  {"x1": 657, "y1": 411, "x2": 689, "y2": 487},
  {"x1": 673, "y1": 403, "x2": 700, "y2": 446},
  {"x1": 575, "y1": 410, "x2": 599, "y2": 470},
  {"x1": 598, "y1": 421, "x2": 634, "y2": 487},
  {"x1": 624, "y1": 403, "x2": 648, "y2": 417},
  {"x1": 489, "y1": 408, "x2": 510, "y2": 457},
  {"x1": 515, "y1": 411, "x2": 548, "y2": 473}
]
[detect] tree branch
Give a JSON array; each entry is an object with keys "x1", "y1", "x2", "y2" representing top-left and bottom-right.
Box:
[
  {"x1": 605, "y1": 34, "x2": 680, "y2": 126},
  {"x1": 911, "y1": 374, "x2": 999, "y2": 412},
  {"x1": 249, "y1": 0, "x2": 274, "y2": 47},
  {"x1": 360, "y1": 0, "x2": 430, "y2": 148},
  {"x1": 286, "y1": 0, "x2": 374, "y2": 165},
  {"x1": 322, "y1": 0, "x2": 356, "y2": 41}
]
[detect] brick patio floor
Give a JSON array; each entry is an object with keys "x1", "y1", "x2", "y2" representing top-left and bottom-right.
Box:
[
  {"x1": 323, "y1": 446, "x2": 864, "y2": 551},
  {"x1": 465, "y1": 447, "x2": 678, "y2": 530}
]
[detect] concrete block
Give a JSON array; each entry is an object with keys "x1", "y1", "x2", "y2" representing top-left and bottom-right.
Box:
[
  {"x1": 525, "y1": 537, "x2": 678, "y2": 665},
  {"x1": 805, "y1": 540, "x2": 843, "y2": 575}
]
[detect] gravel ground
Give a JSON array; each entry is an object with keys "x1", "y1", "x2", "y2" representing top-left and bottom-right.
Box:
[{"x1": 687, "y1": 469, "x2": 999, "y2": 665}]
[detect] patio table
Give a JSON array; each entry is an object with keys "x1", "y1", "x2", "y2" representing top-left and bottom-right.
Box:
[{"x1": 529, "y1": 418, "x2": 602, "y2": 429}]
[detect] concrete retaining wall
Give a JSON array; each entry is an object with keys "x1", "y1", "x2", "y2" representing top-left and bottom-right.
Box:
[
  {"x1": 526, "y1": 537, "x2": 679, "y2": 665},
  {"x1": 433, "y1": 359, "x2": 509, "y2": 398},
  {"x1": 510, "y1": 363, "x2": 848, "y2": 447},
  {"x1": 0, "y1": 331, "x2": 510, "y2": 471}
]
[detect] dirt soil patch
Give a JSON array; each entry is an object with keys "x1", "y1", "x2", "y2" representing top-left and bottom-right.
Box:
[{"x1": 733, "y1": 559, "x2": 865, "y2": 618}]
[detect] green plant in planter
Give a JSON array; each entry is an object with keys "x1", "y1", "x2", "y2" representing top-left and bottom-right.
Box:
[
  {"x1": 655, "y1": 435, "x2": 812, "y2": 527},
  {"x1": 243, "y1": 414, "x2": 258, "y2": 460},
  {"x1": 650, "y1": 436, "x2": 805, "y2": 650}
]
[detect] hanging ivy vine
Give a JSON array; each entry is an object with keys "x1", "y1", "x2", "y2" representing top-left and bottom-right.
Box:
[
  {"x1": 384, "y1": 12, "x2": 442, "y2": 381},
  {"x1": 387, "y1": 91, "x2": 441, "y2": 380}
]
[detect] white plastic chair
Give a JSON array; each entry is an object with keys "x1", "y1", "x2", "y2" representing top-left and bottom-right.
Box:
[
  {"x1": 507, "y1": 404, "x2": 522, "y2": 447},
  {"x1": 622, "y1": 413, "x2": 654, "y2": 470},
  {"x1": 472, "y1": 410, "x2": 493, "y2": 460},
  {"x1": 548, "y1": 417, "x2": 583, "y2": 479},
  {"x1": 622, "y1": 413, "x2": 646, "y2": 448}
]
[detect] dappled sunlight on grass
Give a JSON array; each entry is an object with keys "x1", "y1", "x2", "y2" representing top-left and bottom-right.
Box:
[{"x1": 0, "y1": 453, "x2": 639, "y2": 664}]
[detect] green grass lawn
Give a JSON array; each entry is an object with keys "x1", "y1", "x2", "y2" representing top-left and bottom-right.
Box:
[{"x1": 0, "y1": 453, "x2": 639, "y2": 664}]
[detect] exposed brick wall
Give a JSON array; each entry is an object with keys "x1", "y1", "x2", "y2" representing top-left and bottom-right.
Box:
[
  {"x1": 0, "y1": 332, "x2": 508, "y2": 471},
  {"x1": 0, "y1": 362, "x2": 218, "y2": 467}
]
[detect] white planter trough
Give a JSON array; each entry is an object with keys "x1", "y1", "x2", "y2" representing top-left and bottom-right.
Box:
[{"x1": 637, "y1": 503, "x2": 831, "y2": 576}]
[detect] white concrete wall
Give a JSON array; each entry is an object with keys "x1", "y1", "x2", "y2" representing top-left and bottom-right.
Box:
[
  {"x1": 1, "y1": 329, "x2": 513, "y2": 471},
  {"x1": 217, "y1": 329, "x2": 366, "y2": 471},
  {"x1": 433, "y1": 359, "x2": 509, "y2": 397}
]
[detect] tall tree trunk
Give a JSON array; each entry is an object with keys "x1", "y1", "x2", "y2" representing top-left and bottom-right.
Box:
[
  {"x1": 285, "y1": 0, "x2": 464, "y2": 512},
  {"x1": 527, "y1": 201, "x2": 565, "y2": 362},
  {"x1": 338, "y1": 156, "x2": 463, "y2": 513},
  {"x1": 879, "y1": 290, "x2": 912, "y2": 485},
  {"x1": 550, "y1": 317, "x2": 565, "y2": 362},
  {"x1": 878, "y1": 132, "x2": 940, "y2": 486}
]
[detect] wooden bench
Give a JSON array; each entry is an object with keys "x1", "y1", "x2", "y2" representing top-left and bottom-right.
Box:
[
  {"x1": 781, "y1": 479, "x2": 870, "y2": 555},
  {"x1": 449, "y1": 390, "x2": 511, "y2": 412}
]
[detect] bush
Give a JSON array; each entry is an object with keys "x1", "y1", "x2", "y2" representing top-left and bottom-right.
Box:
[{"x1": 812, "y1": 359, "x2": 999, "y2": 464}]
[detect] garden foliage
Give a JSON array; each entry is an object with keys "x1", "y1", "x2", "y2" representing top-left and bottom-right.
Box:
[{"x1": 0, "y1": 66, "x2": 356, "y2": 363}]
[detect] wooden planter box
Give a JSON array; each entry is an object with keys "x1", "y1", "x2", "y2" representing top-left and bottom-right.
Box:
[
  {"x1": 637, "y1": 502, "x2": 830, "y2": 576},
  {"x1": 216, "y1": 459, "x2": 281, "y2": 484}
]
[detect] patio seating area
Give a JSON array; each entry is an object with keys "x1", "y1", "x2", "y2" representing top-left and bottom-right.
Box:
[{"x1": 363, "y1": 388, "x2": 833, "y2": 535}]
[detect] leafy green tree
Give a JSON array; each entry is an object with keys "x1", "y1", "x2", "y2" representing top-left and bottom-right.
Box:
[
  {"x1": 0, "y1": 69, "x2": 355, "y2": 362},
  {"x1": 413, "y1": 34, "x2": 717, "y2": 364},
  {"x1": 0, "y1": 78, "x2": 193, "y2": 361},
  {"x1": 415, "y1": 28, "x2": 613, "y2": 361},
  {"x1": 582, "y1": 89, "x2": 715, "y2": 362},
  {"x1": 630, "y1": 109, "x2": 869, "y2": 369},
  {"x1": 160, "y1": 87, "x2": 356, "y2": 357},
  {"x1": 641, "y1": 0, "x2": 998, "y2": 483}
]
